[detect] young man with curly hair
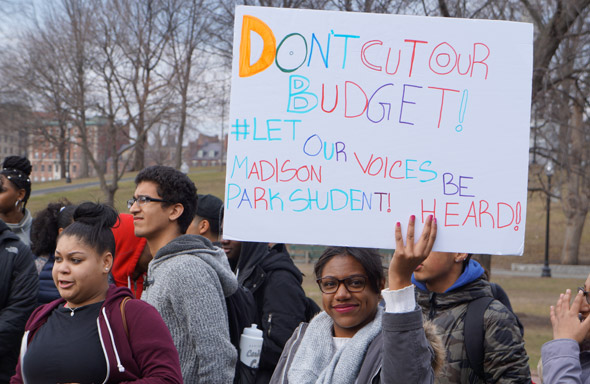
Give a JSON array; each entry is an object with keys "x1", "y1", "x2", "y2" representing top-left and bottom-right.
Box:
[{"x1": 129, "y1": 166, "x2": 237, "y2": 383}]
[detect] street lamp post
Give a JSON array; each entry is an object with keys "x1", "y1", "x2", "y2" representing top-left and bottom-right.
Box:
[{"x1": 542, "y1": 161, "x2": 554, "y2": 277}]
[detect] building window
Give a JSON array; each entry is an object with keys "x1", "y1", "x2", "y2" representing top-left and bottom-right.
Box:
[
  {"x1": 41, "y1": 165, "x2": 45, "y2": 172},
  {"x1": 73, "y1": 165, "x2": 77, "y2": 172},
  {"x1": 48, "y1": 165, "x2": 52, "y2": 172}
]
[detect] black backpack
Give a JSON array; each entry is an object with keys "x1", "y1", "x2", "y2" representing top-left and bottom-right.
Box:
[
  {"x1": 226, "y1": 284, "x2": 258, "y2": 384},
  {"x1": 464, "y1": 282, "x2": 524, "y2": 382}
]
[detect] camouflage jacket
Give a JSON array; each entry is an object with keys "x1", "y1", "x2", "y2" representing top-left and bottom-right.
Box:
[{"x1": 416, "y1": 278, "x2": 531, "y2": 384}]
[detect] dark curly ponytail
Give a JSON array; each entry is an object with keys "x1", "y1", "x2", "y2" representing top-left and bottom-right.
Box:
[
  {"x1": 31, "y1": 199, "x2": 75, "y2": 256},
  {"x1": 61, "y1": 202, "x2": 118, "y2": 257}
]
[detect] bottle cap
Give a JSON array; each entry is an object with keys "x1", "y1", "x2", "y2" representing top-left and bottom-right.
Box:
[{"x1": 243, "y1": 324, "x2": 263, "y2": 337}]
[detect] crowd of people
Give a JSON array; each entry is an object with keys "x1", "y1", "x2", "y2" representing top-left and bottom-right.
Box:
[{"x1": 0, "y1": 156, "x2": 589, "y2": 383}]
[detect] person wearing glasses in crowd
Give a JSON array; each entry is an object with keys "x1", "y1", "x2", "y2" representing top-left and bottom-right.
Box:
[
  {"x1": 10, "y1": 202, "x2": 182, "y2": 383},
  {"x1": 541, "y1": 274, "x2": 590, "y2": 383},
  {"x1": 270, "y1": 216, "x2": 444, "y2": 384},
  {"x1": 129, "y1": 166, "x2": 238, "y2": 383}
]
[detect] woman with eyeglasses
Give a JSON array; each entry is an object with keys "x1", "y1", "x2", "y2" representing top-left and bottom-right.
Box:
[
  {"x1": 11, "y1": 202, "x2": 182, "y2": 383},
  {"x1": 270, "y1": 216, "x2": 444, "y2": 384},
  {"x1": 541, "y1": 275, "x2": 590, "y2": 383}
]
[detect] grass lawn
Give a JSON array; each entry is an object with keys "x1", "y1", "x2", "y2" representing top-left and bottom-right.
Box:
[{"x1": 28, "y1": 165, "x2": 590, "y2": 372}]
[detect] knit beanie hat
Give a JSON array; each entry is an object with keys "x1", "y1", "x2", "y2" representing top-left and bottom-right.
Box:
[{"x1": 196, "y1": 194, "x2": 223, "y2": 220}]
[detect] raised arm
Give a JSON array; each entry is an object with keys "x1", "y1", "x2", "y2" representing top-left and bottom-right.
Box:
[
  {"x1": 381, "y1": 215, "x2": 440, "y2": 384},
  {"x1": 542, "y1": 289, "x2": 590, "y2": 384}
]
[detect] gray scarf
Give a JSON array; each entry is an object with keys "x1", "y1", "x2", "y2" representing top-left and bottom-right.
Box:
[{"x1": 288, "y1": 307, "x2": 383, "y2": 384}]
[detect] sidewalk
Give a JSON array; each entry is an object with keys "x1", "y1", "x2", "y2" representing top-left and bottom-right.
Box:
[{"x1": 493, "y1": 263, "x2": 590, "y2": 279}]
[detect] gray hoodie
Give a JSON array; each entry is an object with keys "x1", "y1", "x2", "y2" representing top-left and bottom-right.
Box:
[
  {"x1": 142, "y1": 234, "x2": 238, "y2": 383},
  {"x1": 6, "y1": 208, "x2": 32, "y2": 247}
]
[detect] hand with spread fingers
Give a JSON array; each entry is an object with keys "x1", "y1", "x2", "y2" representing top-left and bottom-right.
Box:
[
  {"x1": 551, "y1": 289, "x2": 590, "y2": 343},
  {"x1": 389, "y1": 215, "x2": 437, "y2": 290}
]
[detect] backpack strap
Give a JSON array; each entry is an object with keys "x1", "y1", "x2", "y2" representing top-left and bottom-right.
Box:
[
  {"x1": 464, "y1": 296, "x2": 494, "y2": 381},
  {"x1": 120, "y1": 296, "x2": 132, "y2": 339}
]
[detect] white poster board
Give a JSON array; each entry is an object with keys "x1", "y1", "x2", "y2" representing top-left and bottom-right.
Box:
[{"x1": 224, "y1": 6, "x2": 533, "y2": 255}]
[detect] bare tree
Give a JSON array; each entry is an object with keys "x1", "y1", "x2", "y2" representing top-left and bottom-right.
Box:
[
  {"x1": 530, "y1": 7, "x2": 590, "y2": 264},
  {"x1": 105, "y1": 0, "x2": 175, "y2": 171},
  {"x1": 0, "y1": 6, "x2": 73, "y2": 180},
  {"x1": 164, "y1": 0, "x2": 211, "y2": 169}
]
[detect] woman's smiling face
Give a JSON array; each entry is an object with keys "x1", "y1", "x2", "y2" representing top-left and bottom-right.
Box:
[{"x1": 320, "y1": 254, "x2": 382, "y2": 338}]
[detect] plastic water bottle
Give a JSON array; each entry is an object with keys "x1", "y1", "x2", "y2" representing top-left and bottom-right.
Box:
[{"x1": 239, "y1": 324, "x2": 263, "y2": 368}]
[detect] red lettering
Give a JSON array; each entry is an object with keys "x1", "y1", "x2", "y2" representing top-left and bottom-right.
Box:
[
  {"x1": 344, "y1": 81, "x2": 368, "y2": 118},
  {"x1": 445, "y1": 202, "x2": 460, "y2": 226},
  {"x1": 457, "y1": 53, "x2": 472, "y2": 75},
  {"x1": 321, "y1": 83, "x2": 338, "y2": 113},
  {"x1": 361, "y1": 40, "x2": 383, "y2": 71},
  {"x1": 279, "y1": 160, "x2": 297, "y2": 182},
  {"x1": 471, "y1": 43, "x2": 490, "y2": 80},
  {"x1": 260, "y1": 160, "x2": 275, "y2": 182},
  {"x1": 310, "y1": 165, "x2": 322, "y2": 183},
  {"x1": 254, "y1": 187, "x2": 268, "y2": 210},
  {"x1": 404, "y1": 39, "x2": 428, "y2": 77},
  {"x1": 421, "y1": 199, "x2": 437, "y2": 222},
  {"x1": 354, "y1": 152, "x2": 373, "y2": 174},
  {"x1": 388, "y1": 160, "x2": 403, "y2": 179},
  {"x1": 428, "y1": 42, "x2": 457, "y2": 75},
  {"x1": 368, "y1": 157, "x2": 384, "y2": 176},
  {"x1": 497, "y1": 202, "x2": 515, "y2": 229},
  {"x1": 428, "y1": 86, "x2": 460, "y2": 128},
  {"x1": 385, "y1": 48, "x2": 401, "y2": 75},
  {"x1": 478, "y1": 200, "x2": 495, "y2": 228},
  {"x1": 248, "y1": 162, "x2": 260, "y2": 180},
  {"x1": 462, "y1": 201, "x2": 478, "y2": 227}
]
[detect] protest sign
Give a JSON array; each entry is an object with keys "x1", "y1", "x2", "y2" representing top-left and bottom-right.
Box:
[{"x1": 224, "y1": 6, "x2": 533, "y2": 255}]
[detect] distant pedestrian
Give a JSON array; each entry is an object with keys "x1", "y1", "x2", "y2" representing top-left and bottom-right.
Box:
[
  {"x1": 10, "y1": 202, "x2": 182, "y2": 383},
  {"x1": 30, "y1": 200, "x2": 76, "y2": 305},
  {"x1": 0, "y1": 156, "x2": 33, "y2": 246},
  {"x1": 130, "y1": 165, "x2": 237, "y2": 383},
  {"x1": 541, "y1": 273, "x2": 590, "y2": 383}
]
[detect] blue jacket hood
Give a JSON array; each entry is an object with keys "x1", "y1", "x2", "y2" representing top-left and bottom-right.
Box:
[{"x1": 412, "y1": 259, "x2": 485, "y2": 293}]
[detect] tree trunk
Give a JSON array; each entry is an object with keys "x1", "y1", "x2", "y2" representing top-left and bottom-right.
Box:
[
  {"x1": 80, "y1": 148, "x2": 89, "y2": 177},
  {"x1": 561, "y1": 211, "x2": 587, "y2": 264},
  {"x1": 59, "y1": 149, "x2": 67, "y2": 179},
  {"x1": 134, "y1": 132, "x2": 146, "y2": 171},
  {"x1": 472, "y1": 254, "x2": 492, "y2": 278}
]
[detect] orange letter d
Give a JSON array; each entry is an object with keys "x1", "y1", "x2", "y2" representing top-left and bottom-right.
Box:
[{"x1": 239, "y1": 15, "x2": 276, "y2": 77}]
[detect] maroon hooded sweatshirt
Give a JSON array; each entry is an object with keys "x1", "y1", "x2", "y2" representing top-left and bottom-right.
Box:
[{"x1": 11, "y1": 285, "x2": 182, "y2": 384}]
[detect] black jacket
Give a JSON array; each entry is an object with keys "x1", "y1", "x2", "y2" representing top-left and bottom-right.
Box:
[
  {"x1": 234, "y1": 243, "x2": 308, "y2": 384},
  {"x1": 0, "y1": 220, "x2": 38, "y2": 383}
]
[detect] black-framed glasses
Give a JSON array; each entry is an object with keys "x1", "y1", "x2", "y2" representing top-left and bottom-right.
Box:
[
  {"x1": 578, "y1": 287, "x2": 590, "y2": 305},
  {"x1": 127, "y1": 196, "x2": 170, "y2": 209},
  {"x1": 316, "y1": 275, "x2": 367, "y2": 294}
]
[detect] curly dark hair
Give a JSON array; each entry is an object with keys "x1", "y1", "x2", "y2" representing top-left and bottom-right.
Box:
[
  {"x1": 1, "y1": 155, "x2": 32, "y2": 210},
  {"x1": 135, "y1": 166, "x2": 197, "y2": 234},
  {"x1": 314, "y1": 247, "x2": 385, "y2": 294},
  {"x1": 61, "y1": 201, "x2": 118, "y2": 256},
  {"x1": 31, "y1": 199, "x2": 75, "y2": 256}
]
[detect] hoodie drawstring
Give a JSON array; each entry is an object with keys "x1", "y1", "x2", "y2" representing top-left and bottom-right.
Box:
[{"x1": 102, "y1": 307, "x2": 125, "y2": 373}]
